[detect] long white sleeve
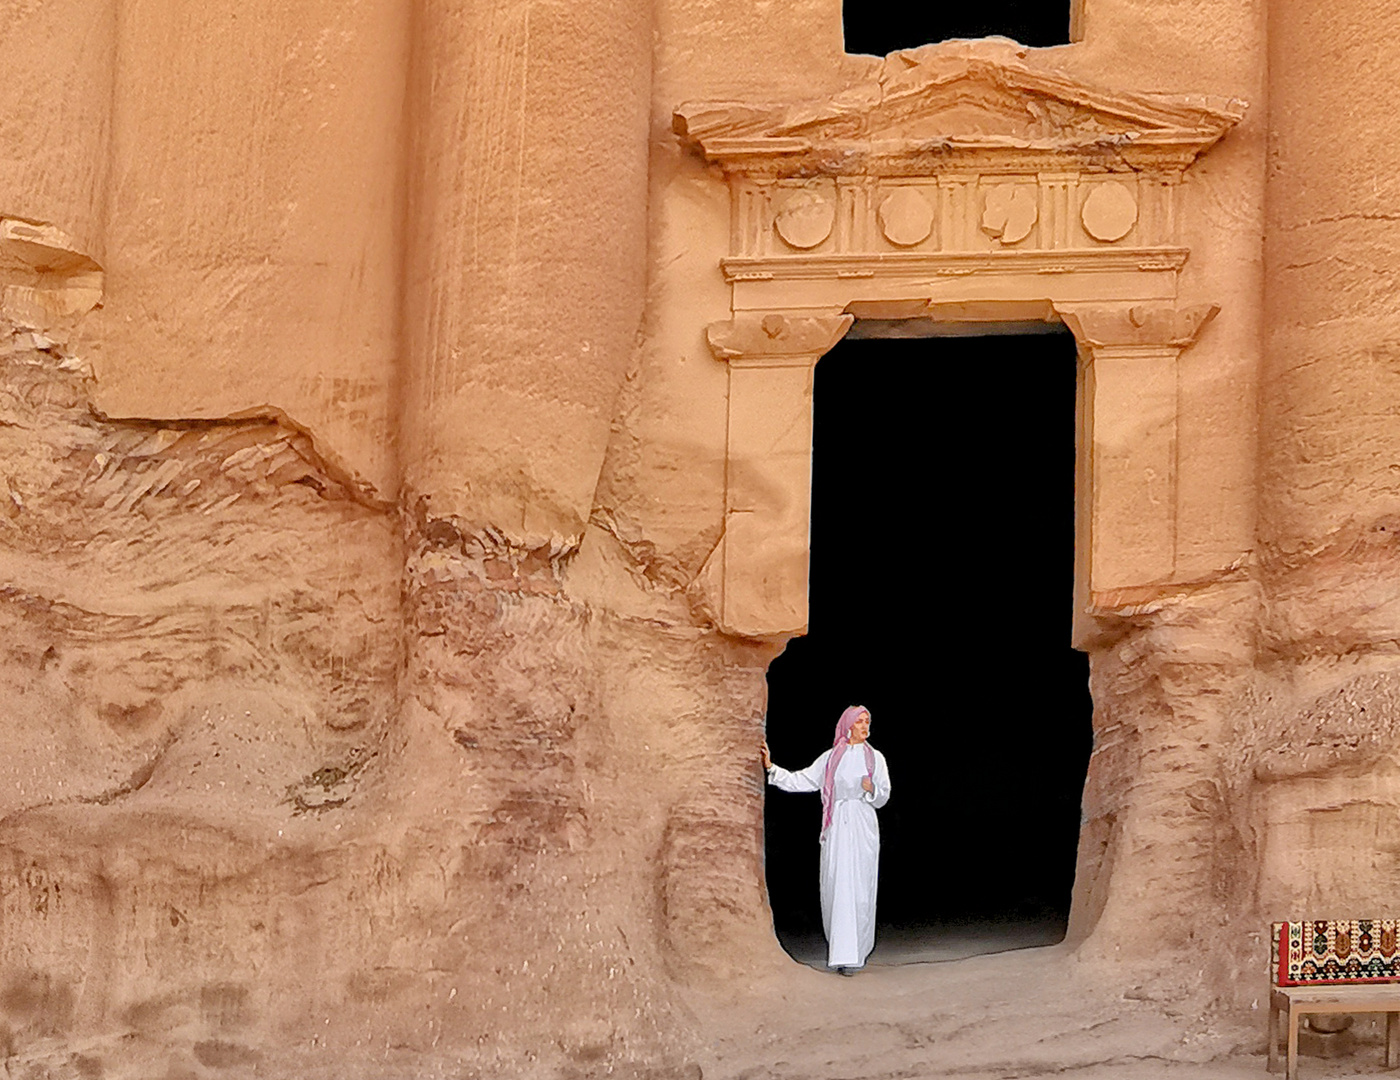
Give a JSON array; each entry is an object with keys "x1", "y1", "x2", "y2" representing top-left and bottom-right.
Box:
[
  {"x1": 767, "y1": 750, "x2": 829, "y2": 793},
  {"x1": 862, "y1": 749, "x2": 891, "y2": 809}
]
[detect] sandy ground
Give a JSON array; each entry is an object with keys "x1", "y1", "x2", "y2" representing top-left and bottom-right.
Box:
[
  {"x1": 10, "y1": 929, "x2": 1397, "y2": 1078},
  {"x1": 778, "y1": 921, "x2": 1069, "y2": 970},
  {"x1": 685, "y1": 930, "x2": 1399, "y2": 1080}
]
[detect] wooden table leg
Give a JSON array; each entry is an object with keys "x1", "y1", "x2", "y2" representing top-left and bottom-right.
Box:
[
  {"x1": 1268, "y1": 1000, "x2": 1280, "y2": 1073},
  {"x1": 1388, "y1": 1011, "x2": 1398, "y2": 1069},
  {"x1": 1287, "y1": 1005, "x2": 1300, "y2": 1080}
]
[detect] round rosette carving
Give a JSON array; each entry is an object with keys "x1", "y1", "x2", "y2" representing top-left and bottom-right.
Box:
[
  {"x1": 774, "y1": 189, "x2": 835, "y2": 249},
  {"x1": 878, "y1": 187, "x2": 934, "y2": 247},
  {"x1": 1080, "y1": 181, "x2": 1138, "y2": 242},
  {"x1": 980, "y1": 184, "x2": 1038, "y2": 244}
]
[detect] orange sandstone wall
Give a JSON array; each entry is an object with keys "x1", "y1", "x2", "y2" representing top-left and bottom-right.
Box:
[
  {"x1": 0, "y1": 1, "x2": 117, "y2": 262},
  {"x1": 1253, "y1": 1, "x2": 1400, "y2": 918},
  {"x1": 3, "y1": 0, "x2": 1397, "y2": 1073},
  {"x1": 0, "y1": 0, "x2": 723, "y2": 1074}
]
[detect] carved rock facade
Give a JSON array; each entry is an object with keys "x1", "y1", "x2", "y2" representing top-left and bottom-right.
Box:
[
  {"x1": 680, "y1": 46, "x2": 1240, "y2": 637},
  {"x1": 0, "y1": 2, "x2": 1397, "y2": 1078}
]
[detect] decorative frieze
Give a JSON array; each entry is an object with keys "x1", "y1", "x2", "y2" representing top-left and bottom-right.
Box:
[{"x1": 718, "y1": 170, "x2": 1200, "y2": 262}]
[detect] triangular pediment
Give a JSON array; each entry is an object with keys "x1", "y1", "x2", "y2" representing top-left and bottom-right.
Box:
[{"x1": 675, "y1": 41, "x2": 1245, "y2": 174}]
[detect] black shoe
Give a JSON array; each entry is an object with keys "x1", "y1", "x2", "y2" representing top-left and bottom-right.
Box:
[{"x1": 837, "y1": 966, "x2": 855, "y2": 977}]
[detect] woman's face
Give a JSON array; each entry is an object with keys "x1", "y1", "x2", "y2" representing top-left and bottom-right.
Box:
[{"x1": 849, "y1": 712, "x2": 871, "y2": 743}]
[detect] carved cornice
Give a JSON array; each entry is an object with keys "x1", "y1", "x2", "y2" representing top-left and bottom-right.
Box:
[
  {"x1": 675, "y1": 43, "x2": 1245, "y2": 179},
  {"x1": 706, "y1": 314, "x2": 854, "y2": 366},
  {"x1": 721, "y1": 247, "x2": 1190, "y2": 284}
]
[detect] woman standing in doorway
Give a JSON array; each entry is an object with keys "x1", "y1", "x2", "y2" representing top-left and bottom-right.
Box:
[{"x1": 762, "y1": 705, "x2": 891, "y2": 974}]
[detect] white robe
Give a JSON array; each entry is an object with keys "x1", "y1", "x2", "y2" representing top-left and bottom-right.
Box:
[{"x1": 768, "y1": 744, "x2": 891, "y2": 968}]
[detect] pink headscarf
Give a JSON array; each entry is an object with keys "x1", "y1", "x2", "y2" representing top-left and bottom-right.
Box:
[{"x1": 821, "y1": 705, "x2": 875, "y2": 837}]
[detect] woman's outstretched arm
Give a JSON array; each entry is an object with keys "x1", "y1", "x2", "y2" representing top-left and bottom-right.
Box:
[{"x1": 766, "y1": 749, "x2": 829, "y2": 793}]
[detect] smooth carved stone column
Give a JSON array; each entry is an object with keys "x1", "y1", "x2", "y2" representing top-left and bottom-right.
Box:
[
  {"x1": 1058, "y1": 303, "x2": 1218, "y2": 613},
  {"x1": 0, "y1": 0, "x2": 117, "y2": 262},
  {"x1": 400, "y1": 0, "x2": 652, "y2": 541},
  {"x1": 707, "y1": 314, "x2": 853, "y2": 638},
  {"x1": 1263, "y1": 0, "x2": 1400, "y2": 644}
]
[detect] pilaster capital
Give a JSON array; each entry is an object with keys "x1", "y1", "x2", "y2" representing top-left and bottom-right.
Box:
[
  {"x1": 1056, "y1": 302, "x2": 1219, "y2": 354},
  {"x1": 706, "y1": 313, "x2": 854, "y2": 368}
]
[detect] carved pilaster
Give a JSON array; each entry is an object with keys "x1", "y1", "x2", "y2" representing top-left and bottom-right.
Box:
[
  {"x1": 704, "y1": 314, "x2": 853, "y2": 637},
  {"x1": 1056, "y1": 303, "x2": 1219, "y2": 632}
]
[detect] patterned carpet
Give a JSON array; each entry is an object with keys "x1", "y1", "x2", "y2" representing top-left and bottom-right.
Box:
[{"x1": 1275, "y1": 919, "x2": 1400, "y2": 984}]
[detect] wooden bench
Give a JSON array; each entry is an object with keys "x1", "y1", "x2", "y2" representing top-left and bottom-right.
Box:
[{"x1": 1269, "y1": 920, "x2": 1400, "y2": 1079}]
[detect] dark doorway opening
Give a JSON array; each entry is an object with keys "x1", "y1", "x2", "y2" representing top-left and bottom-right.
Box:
[
  {"x1": 762, "y1": 326, "x2": 1092, "y2": 967},
  {"x1": 843, "y1": 1, "x2": 1074, "y2": 55}
]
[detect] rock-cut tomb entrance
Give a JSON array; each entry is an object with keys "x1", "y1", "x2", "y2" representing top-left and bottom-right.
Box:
[
  {"x1": 763, "y1": 325, "x2": 1093, "y2": 968},
  {"x1": 675, "y1": 45, "x2": 1240, "y2": 962}
]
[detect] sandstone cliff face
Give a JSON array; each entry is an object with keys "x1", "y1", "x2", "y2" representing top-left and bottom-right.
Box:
[
  {"x1": 0, "y1": 1, "x2": 744, "y2": 1074},
  {"x1": 1253, "y1": 0, "x2": 1400, "y2": 927},
  {"x1": 2, "y1": 0, "x2": 1399, "y2": 1076}
]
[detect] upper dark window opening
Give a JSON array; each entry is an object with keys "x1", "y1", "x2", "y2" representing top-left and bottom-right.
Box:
[{"x1": 843, "y1": 0, "x2": 1077, "y2": 55}]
